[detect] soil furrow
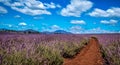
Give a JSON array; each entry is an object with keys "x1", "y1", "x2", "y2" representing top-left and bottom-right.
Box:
[{"x1": 63, "y1": 37, "x2": 104, "y2": 65}]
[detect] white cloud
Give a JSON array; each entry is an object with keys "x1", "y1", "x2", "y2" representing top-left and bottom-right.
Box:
[
  {"x1": 33, "y1": 17, "x2": 43, "y2": 19},
  {"x1": 14, "y1": 15, "x2": 21, "y2": 18},
  {"x1": 8, "y1": 24, "x2": 12, "y2": 27},
  {"x1": 101, "y1": 19, "x2": 118, "y2": 24},
  {"x1": 0, "y1": 6, "x2": 8, "y2": 14},
  {"x1": 2, "y1": 24, "x2": 12, "y2": 27},
  {"x1": 0, "y1": 0, "x2": 61, "y2": 16},
  {"x1": 56, "y1": 4, "x2": 61, "y2": 8},
  {"x1": 51, "y1": 25, "x2": 60, "y2": 30},
  {"x1": 89, "y1": 7, "x2": 120, "y2": 17},
  {"x1": 42, "y1": 25, "x2": 61, "y2": 32},
  {"x1": 24, "y1": 1, "x2": 60, "y2": 9},
  {"x1": 19, "y1": 22, "x2": 27, "y2": 26},
  {"x1": 44, "y1": 2, "x2": 61, "y2": 9},
  {"x1": 11, "y1": 2, "x2": 24, "y2": 7},
  {"x1": 24, "y1": 1, "x2": 45, "y2": 9},
  {"x1": 11, "y1": 6, "x2": 51, "y2": 16},
  {"x1": 60, "y1": 0, "x2": 93, "y2": 17},
  {"x1": 71, "y1": 20, "x2": 86, "y2": 24},
  {"x1": 70, "y1": 26, "x2": 83, "y2": 34},
  {"x1": 70, "y1": 26, "x2": 82, "y2": 30},
  {"x1": 69, "y1": 26, "x2": 117, "y2": 34},
  {"x1": 84, "y1": 27, "x2": 114, "y2": 33}
]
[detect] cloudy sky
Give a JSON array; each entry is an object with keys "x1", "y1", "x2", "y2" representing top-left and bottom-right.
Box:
[{"x1": 0, "y1": 0, "x2": 120, "y2": 34}]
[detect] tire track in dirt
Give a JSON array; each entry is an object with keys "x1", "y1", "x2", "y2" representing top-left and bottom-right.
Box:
[{"x1": 63, "y1": 37, "x2": 104, "y2": 65}]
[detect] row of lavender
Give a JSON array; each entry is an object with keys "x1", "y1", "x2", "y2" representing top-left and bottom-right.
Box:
[
  {"x1": 0, "y1": 34, "x2": 87, "y2": 65},
  {"x1": 84, "y1": 34, "x2": 120, "y2": 65},
  {"x1": 81, "y1": 34, "x2": 120, "y2": 65},
  {"x1": 98, "y1": 34, "x2": 120, "y2": 65}
]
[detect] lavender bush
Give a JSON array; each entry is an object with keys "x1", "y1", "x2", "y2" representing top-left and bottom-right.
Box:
[{"x1": 100, "y1": 40, "x2": 120, "y2": 65}]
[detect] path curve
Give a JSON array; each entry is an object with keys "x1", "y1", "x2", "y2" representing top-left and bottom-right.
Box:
[{"x1": 63, "y1": 37, "x2": 104, "y2": 65}]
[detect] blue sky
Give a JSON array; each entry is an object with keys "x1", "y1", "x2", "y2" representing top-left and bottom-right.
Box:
[{"x1": 0, "y1": 0, "x2": 120, "y2": 34}]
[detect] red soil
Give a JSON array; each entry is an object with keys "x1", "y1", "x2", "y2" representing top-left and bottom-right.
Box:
[{"x1": 63, "y1": 37, "x2": 104, "y2": 65}]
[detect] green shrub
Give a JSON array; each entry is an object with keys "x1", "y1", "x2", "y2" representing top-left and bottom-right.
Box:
[
  {"x1": 62, "y1": 39, "x2": 88, "y2": 58},
  {"x1": 0, "y1": 38, "x2": 87, "y2": 65},
  {"x1": 2, "y1": 51, "x2": 27, "y2": 65},
  {"x1": 63, "y1": 43, "x2": 78, "y2": 58},
  {"x1": 100, "y1": 45, "x2": 110, "y2": 65},
  {"x1": 100, "y1": 41, "x2": 120, "y2": 65},
  {"x1": 36, "y1": 45, "x2": 63, "y2": 65},
  {"x1": 0, "y1": 49, "x2": 44, "y2": 65}
]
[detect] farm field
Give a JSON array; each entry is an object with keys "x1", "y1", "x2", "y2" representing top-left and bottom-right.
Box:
[
  {"x1": 63, "y1": 37, "x2": 104, "y2": 65},
  {"x1": 0, "y1": 0, "x2": 120, "y2": 65},
  {"x1": 0, "y1": 33, "x2": 120, "y2": 65}
]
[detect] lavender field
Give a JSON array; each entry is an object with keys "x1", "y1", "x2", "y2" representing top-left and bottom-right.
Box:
[
  {"x1": 0, "y1": 34, "x2": 88, "y2": 65},
  {"x1": 0, "y1": 34, "x2": 120, "y2": 65}
]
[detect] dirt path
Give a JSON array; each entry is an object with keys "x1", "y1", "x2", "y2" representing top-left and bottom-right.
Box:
[{"x1": 63, "y1": 37, "x2": 104, "y2": 65}]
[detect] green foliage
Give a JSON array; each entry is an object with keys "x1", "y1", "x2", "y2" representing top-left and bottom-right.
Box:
[
  {"x1": 63, "y1": 43, "x2": 78, "y2": 58},
  {"x1": 0, "y1": 49, "x2": 43, "y2": 65},
  {"x1": 101, "y1": 41, "x2": 120, "y2": 65},
  {"x1": 2, "y1": 51, "x2": 28, "y2": 65},
  {"x1": 100, "y1": 45, "x2": 110, "y2": 65},
  {"x1": 0, "y1": 35, "x2": 88, "y2": 65},
  {"x1": 62, "y1": 39, "x2": 88, "y2": 58},
  {"x1": 36, "y1": 45, "x2": 63, "y2": 65}
]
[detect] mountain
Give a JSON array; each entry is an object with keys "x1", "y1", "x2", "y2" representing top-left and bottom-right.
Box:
[
  {"x1": 41, "y1": 30, "x2": 72, "y2": 34},
  {"x1": 0, "y1": 29, "x2": 40, "y2": 34},
  {"x1": 0, "y1": 29, "x2": 72, "y2": 34},
  {"x1": 23, "y1": 29, "x2": 40, "y2": 34},
  {"x1": 54, "y1": 30, "x2": 72, "y2": 34},
  {"x1": 40, "y1": 31, "x2": 53, "y2": 34},
  {"x1": 0, "y1": 28, "x2": 18, "y2": 34},
  {"x1": 0, "y1": 28, "x2": 17, "y2": 32}
]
